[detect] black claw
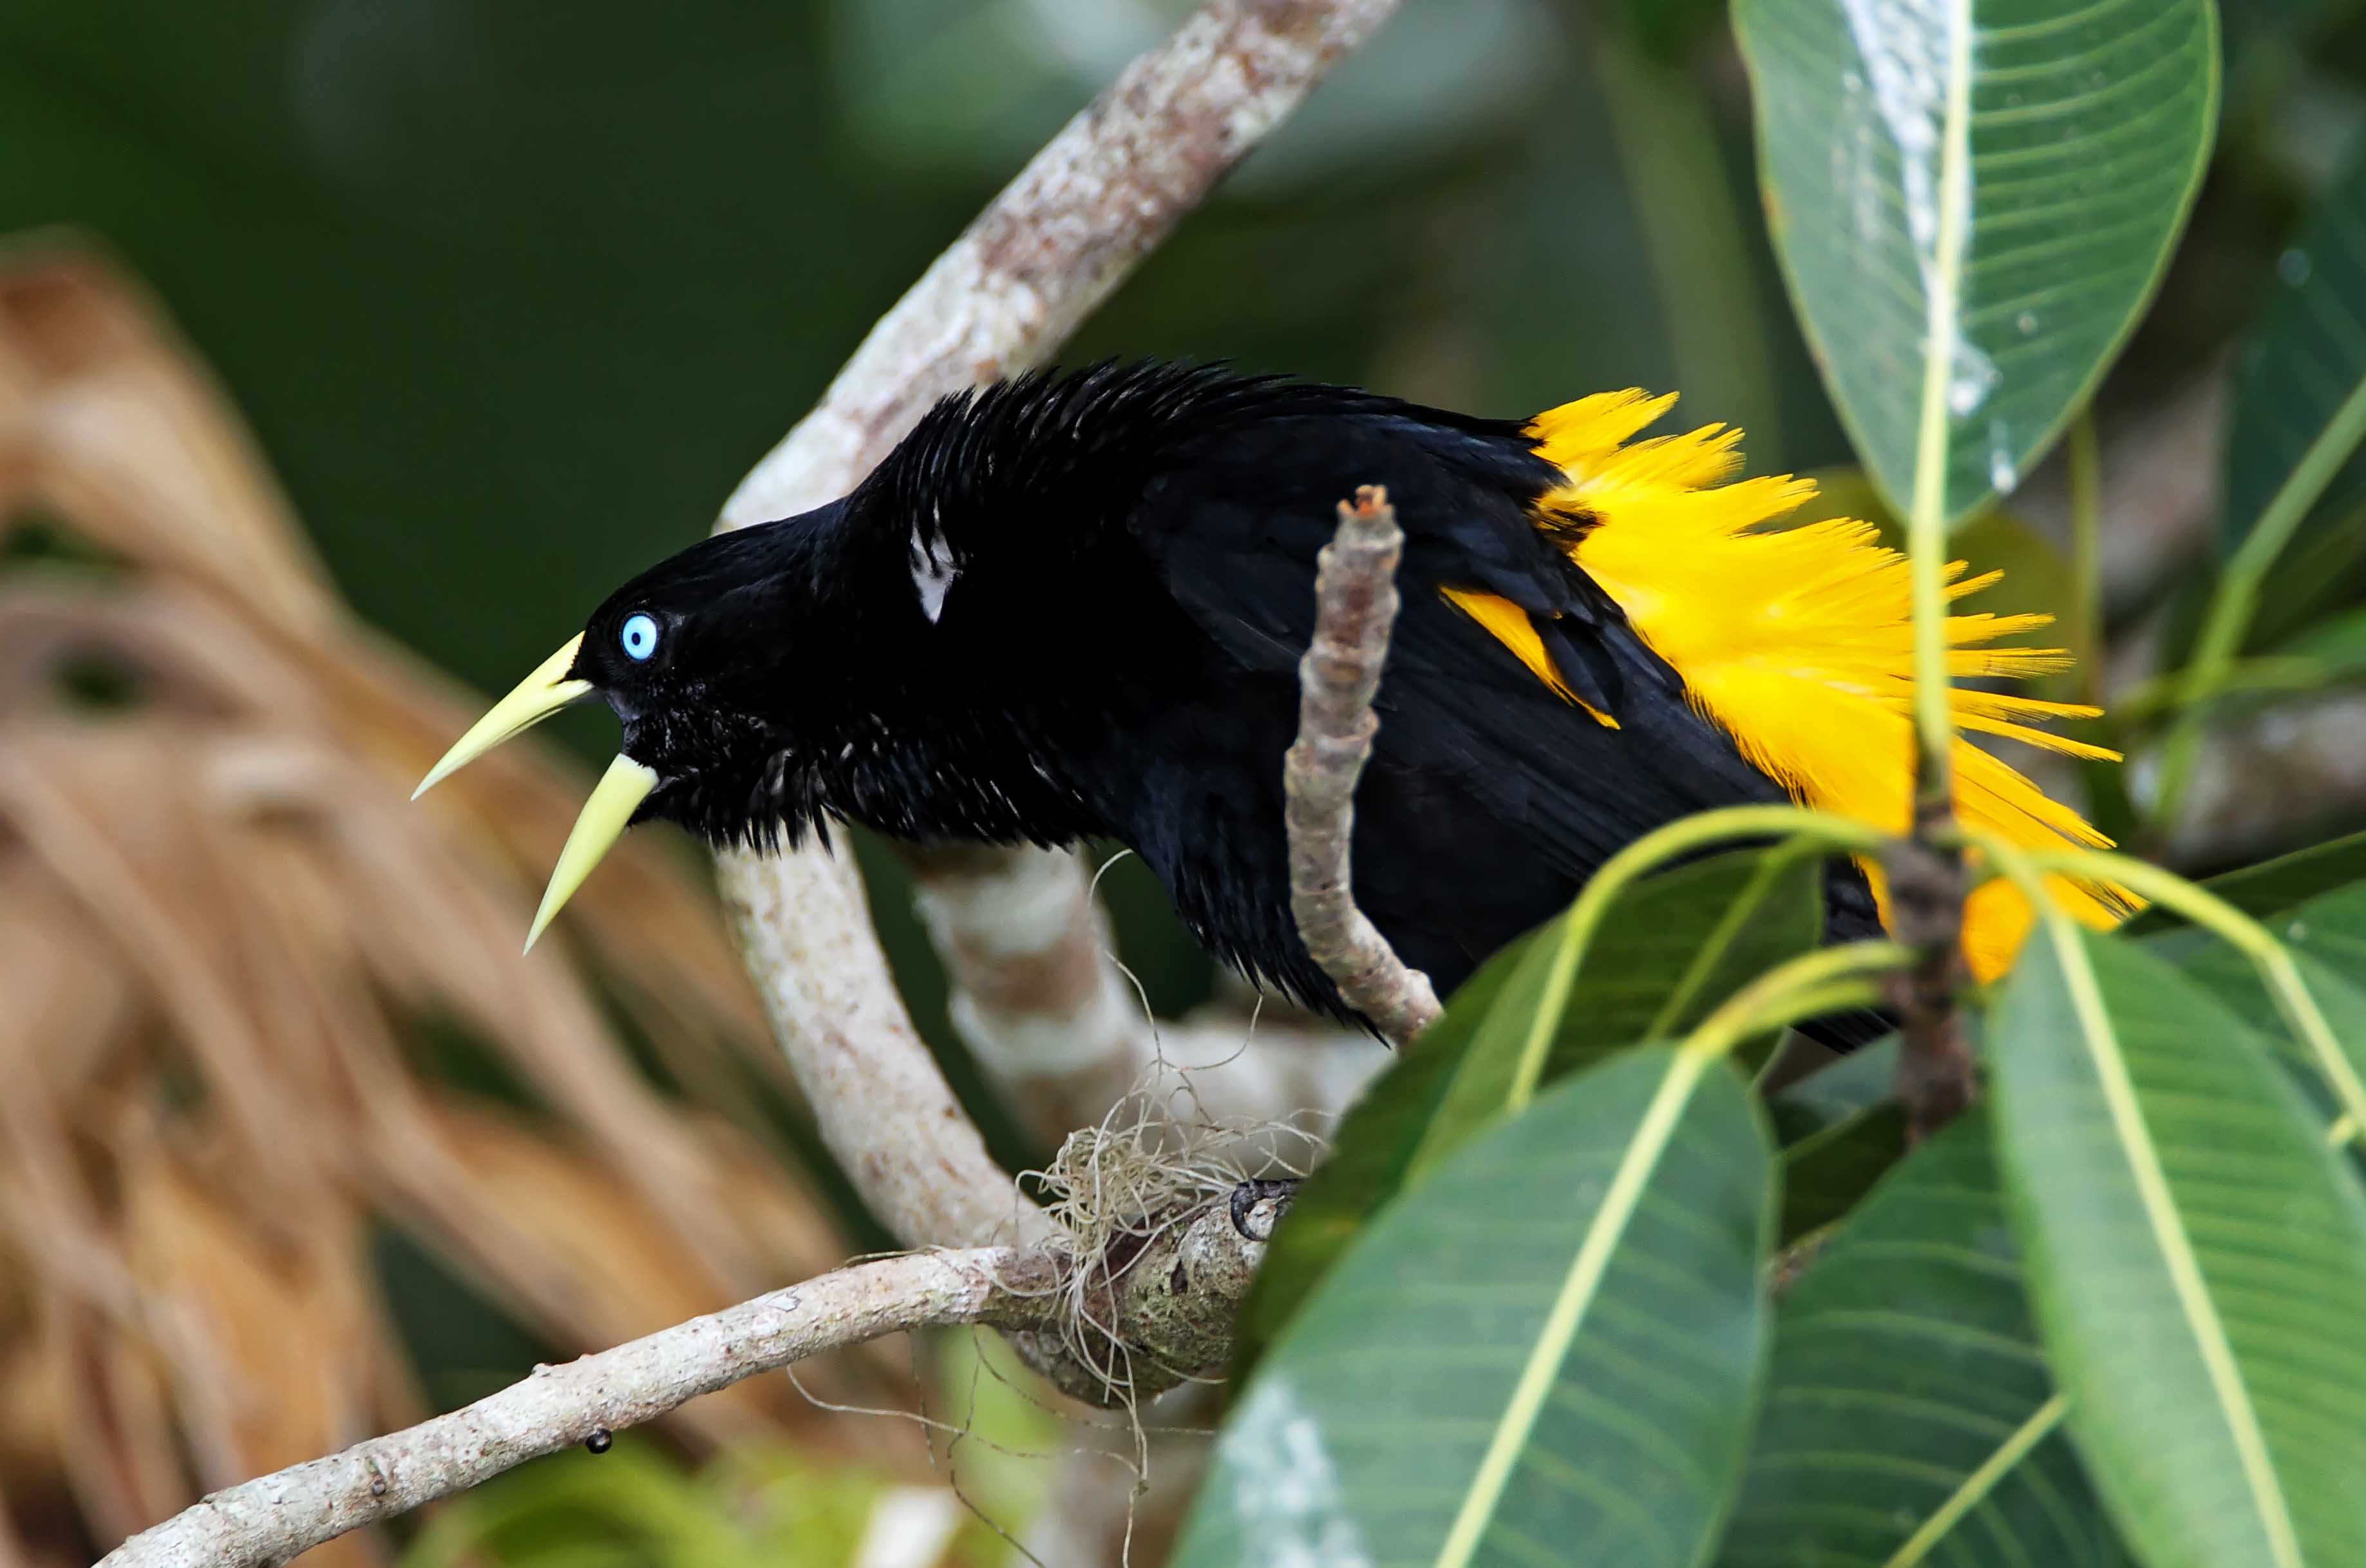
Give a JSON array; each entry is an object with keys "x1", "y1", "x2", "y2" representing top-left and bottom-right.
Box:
[{"x1": 1228, "y1": 1178, "x2": 1298, "y2": 1239}]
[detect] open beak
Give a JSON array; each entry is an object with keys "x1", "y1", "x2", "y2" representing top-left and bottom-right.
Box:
[
  {"x1": 524, "y1": 753, "x2": 656, "y2": 951},
  {"x1": 412, "y1": 633, "x2": 658, "y2": 952},
  {"x1": 413, "y1": 635, "x2": 592, "y2": 798}
]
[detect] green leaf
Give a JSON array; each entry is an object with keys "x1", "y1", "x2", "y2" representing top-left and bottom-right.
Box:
[
  {"x1": 1242, "y1": 847, "x2": 1820, "y2": 1368},
  {"x1": 1719, "y1": 1109, "x2": 2123, "y2": 1568},
  {"x1": 1736, "y1": 0, "x2": 2219, "y2": 524},
  {"x1": 2273, "y1": 603, "x2": 2366, "y2": 682},
  {"x1": 2121, "y1": 829, "x2": 2366, "y2": 936},
  {"x1": 1767, "y1": 1037, "x2": 1909, "y2": 1244},
  {"x1": 2218, "y1": 149, "x2": 2366, "y2": 651},
  {"x1": 1989, "y1": 926, "x2": 2366, "y2": 1568},
  {"x1": 1175, "y1": 1047, "x2": 1773, "y2": 1568},
  {"x1": 1413, "y1": 846, "x2": 1824, "y2": 1181}
]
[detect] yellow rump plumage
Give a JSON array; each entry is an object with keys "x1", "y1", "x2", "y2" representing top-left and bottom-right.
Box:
[{"x1": 1516, "y1": 388, "x2": 2130, "y2": 982}]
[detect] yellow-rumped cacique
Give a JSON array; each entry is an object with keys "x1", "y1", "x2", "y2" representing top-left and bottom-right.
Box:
[{"x1": 416, "y1": 362, "x2": 2131, "y2": 1045}]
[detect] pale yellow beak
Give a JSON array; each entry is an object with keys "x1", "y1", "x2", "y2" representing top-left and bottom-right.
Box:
[
  {"x1": 524, "y1": 752, "x2": 658, "y2": 952},
  {"x1": 412, "y1": 633, "x2": 659, "y2": 952},
  {"x1": 413, "y1": 635, "x2": 592, "y2": 799}
]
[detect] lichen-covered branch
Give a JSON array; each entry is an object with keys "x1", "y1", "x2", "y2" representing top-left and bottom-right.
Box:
[
  {"x1": 716, "y1": 840, "x2": 1057, "y2": 1250},
  {"x1": 903, "y1": 842, "x2": 1380, "y2": 1151},
  {"x1": 900, "y1": 842, "x2": 1162, "y2": 1142},
  {"x1": 95, "y1": 1178, "x2": 1292, "y2": 1568},
  {"x1": 94, "y1": 1249, "x2": 1054, "y2": 1568},
  {"x1": 1283, "y1": 487, "x2": 1443, "y2": 1046}
]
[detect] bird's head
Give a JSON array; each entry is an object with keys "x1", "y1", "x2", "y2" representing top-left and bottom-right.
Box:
[{"x1": 413, "y1": 507, "x2": 867, "y2": 950}]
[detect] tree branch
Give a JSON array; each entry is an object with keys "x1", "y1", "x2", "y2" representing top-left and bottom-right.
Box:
[
  {"x1": 95, "y1": 1182, "x2": 1292, "y2": 1568},
  {"x1": 717, "y1": 842, "x2": 1057, "y2": 1251},
  {"x1": 1284, "y1": 487, "x2": 1443, "y2": 1045},
  {"x1": 900, "y1": 842, "x2": 1166, "y2": 1144},
  {"x1": 1884, "y1": 809, "x2": 1975, "y2": 1140},
  {"x1": 95, "y1": 1249, "x2": 1055, "y2": 1568},
  {"x1": 719, "y1": 0, "x2": 1405, "y2": 529},
  {"x1": 902, "y1": 842, "x2": 1381, "y2": 1153}
]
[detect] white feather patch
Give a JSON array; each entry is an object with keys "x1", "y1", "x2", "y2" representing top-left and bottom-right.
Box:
[{"x1": 911, "y1": 529, "x2": 958, "y2": 623}]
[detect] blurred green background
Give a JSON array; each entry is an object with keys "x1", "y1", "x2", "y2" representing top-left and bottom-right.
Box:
[{"x1": 0, "y1": 0, "x2": 1850, "y2": 708}]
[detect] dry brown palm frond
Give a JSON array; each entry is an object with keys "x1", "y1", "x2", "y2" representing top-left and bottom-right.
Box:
[{"x1": 0, "y1": 240, "x2": 937, "y2": 1565}]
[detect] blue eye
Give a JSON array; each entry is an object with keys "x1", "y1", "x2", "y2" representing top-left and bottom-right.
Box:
[{"x1": 620, "y1": 612, "x2": 659, "y2": 661}]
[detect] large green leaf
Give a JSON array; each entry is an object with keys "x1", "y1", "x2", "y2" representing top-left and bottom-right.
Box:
[
  {"x1": 1719, "y1": 1110, "x2": 2121, "y2": 1568},
  {"x1": 2218, "y1": 149, "x2": 2366, "y2": 651},
  {"x1": 1989, "y1": 927, "x2": 2366, "y2": 1568},
  {"x1": 1175, "y1": 1047, "x2": 1773, "y2": 1568},
  {"x1": 1736, "y1": 0, "x2": 2218, "y2": 524},
  {"x1": 1239, "y1": 846, "x2": 1821, "y2": 1369},
  {"x1": 1229, "y1": 934, "x2": 1529, "y2": 1377},
  {"x1": 1413, "y1": 846, "x2": 1823, "y2": 1180}
]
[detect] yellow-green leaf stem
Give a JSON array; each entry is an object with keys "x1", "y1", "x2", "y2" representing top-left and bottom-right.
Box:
[
  {"x1": 1879, "y1": 1393, "x2": 2072, "y2": 1568},
  {"x1": 1907, "y1": 0, "x2": 1976, "y2": 800},
  {"x1": 1501, "y1": 806, "x2": 1892, "y2": 1110},
  {"x1": 1676, "y1": 941, "x2": 1911, "y2": 1063}
]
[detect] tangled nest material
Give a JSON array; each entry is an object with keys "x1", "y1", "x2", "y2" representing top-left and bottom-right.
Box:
[{"x1": 1016, "y1": 1071, "x2": 1317, "y2": 1413}]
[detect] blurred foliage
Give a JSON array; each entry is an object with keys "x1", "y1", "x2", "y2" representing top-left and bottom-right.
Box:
[{"x1": 397, "y1": 1442, "x2": 884, "y2": 1568}]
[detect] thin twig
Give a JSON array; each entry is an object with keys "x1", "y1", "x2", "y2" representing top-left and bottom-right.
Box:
[{"x1": 1284, "y1": 487, "x2": 1443, "y2": 1045}]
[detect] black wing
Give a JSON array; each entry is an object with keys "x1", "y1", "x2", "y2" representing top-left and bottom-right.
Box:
[
  {"x1": 1129, "y1": 392, "x2": 1895, "y2": 1049},
  {"x1": 1127, "y1": 398, "x2": 1799, "y2": 873}
]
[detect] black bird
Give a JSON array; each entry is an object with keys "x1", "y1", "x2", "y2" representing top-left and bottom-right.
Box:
[{"x1": 416, "y1": 362, "x2": 2123, "y2": 1034}]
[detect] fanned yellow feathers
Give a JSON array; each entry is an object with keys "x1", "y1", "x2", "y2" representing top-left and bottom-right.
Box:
[{"x1": 1507, "y1": 389, "x2": 2130, "y2": 982}]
